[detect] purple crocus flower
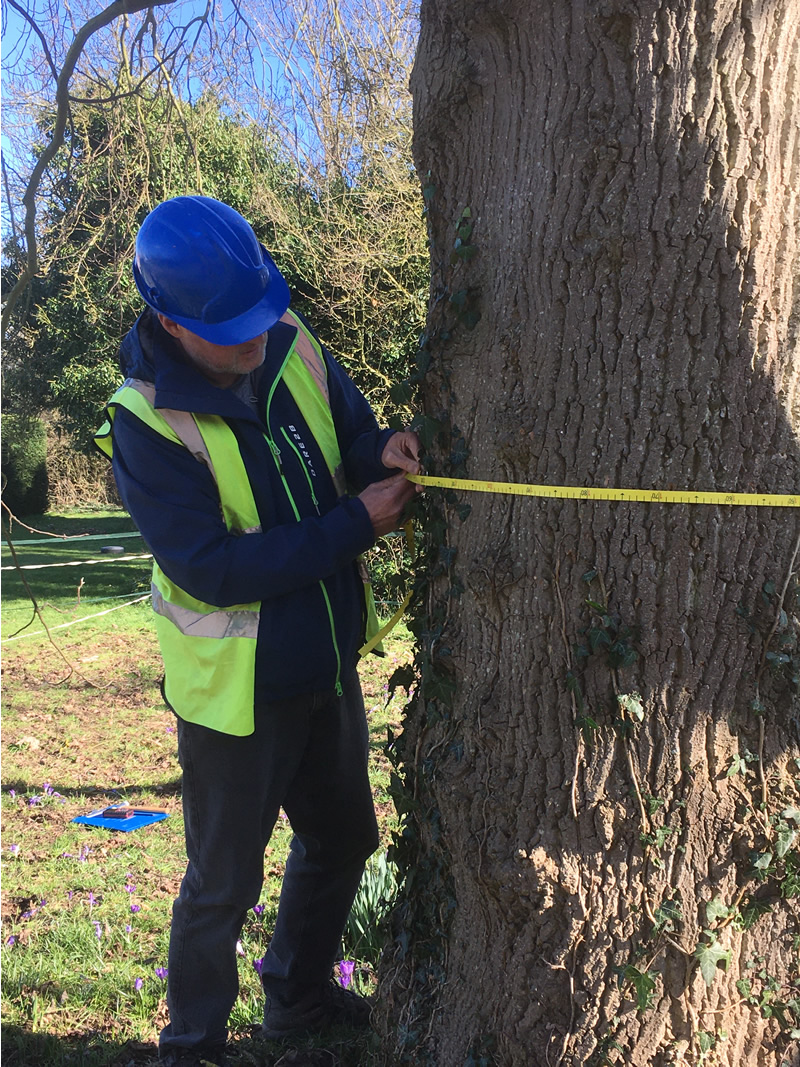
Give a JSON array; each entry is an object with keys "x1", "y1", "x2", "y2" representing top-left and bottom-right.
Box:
[
  {"x1": 338, "y1": 960, "x2": 355, "y2": 989},
  {"x1": 8, "y1": 789, "x2": 15, "y2": 798},
  {"x1": 134, "y1": 977, "x2": 144, "y2": 991},
  {"x1": 6, "y1": 936, "x2": 16, "y2": 946},
  {"x1": 43, "y1": 782, "x2": 54, "y2": 795},
  {"x1": 93, "y1": 922, "x2": 102, "y2": 940},
  {"x1": 253, "y1": 957, "x2": 264, "y2": 976},
  {"x1": 8, "y1": 844, "x2": 19, "y2": 854},
  {"x1": 130, "y1": 903, "x2": 141, "y2": 914},
  {"x1": 155, "y1": 967, "x2": 168, "y2": 980},
  {"x1": 253, "y1": 904, "x2": 265, "y2": 916},
  {"x1": 125, "y1": 883, "x2": 136, "y2": 894},
  {"x1": 125, "y1": 924, "x2": 132, "y2": 933}
]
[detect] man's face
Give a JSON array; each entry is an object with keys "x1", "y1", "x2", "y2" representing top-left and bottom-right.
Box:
[{"x1": 158, "y1": 315, "x2": 267, "y2": 387}]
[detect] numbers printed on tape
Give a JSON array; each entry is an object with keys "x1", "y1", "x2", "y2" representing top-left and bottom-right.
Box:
[{"x1": 408, "y1": 475, "x2": 798, "y2": 508}]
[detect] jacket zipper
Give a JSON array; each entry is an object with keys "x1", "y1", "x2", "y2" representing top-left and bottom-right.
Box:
[
  {"x1": 281, "y1": 428, "x2": 320, "y2": 513},
  {"x1": 263, "y1": 352, "x2": 344, "y2": 697}
]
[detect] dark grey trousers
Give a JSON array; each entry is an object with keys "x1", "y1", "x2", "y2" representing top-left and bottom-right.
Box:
[{"x1": 158, "y1": 669, "x2": 379, "y2": 1056}]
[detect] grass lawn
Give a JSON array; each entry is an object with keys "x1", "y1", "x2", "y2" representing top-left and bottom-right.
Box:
[{"x1": 1, "y1": 509, "x2": 413, "y2": 1066}]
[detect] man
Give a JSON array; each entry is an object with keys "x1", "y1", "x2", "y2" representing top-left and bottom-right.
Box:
[{"x1": 95, "y1": 195, "x2": 421, "y2": 1067}]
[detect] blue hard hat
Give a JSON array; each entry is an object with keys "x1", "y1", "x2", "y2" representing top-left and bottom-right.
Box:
[{"x1": 132, "y1": 196, "x2": 290, "y2": 344}]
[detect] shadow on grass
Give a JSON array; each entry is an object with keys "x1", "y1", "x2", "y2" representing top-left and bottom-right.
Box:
[
  {"x1": 0, "y1": 1025, "x2": 158, "y2": 1067},
  {"x1": 0, "y1": 780, "x2": 184, "y2": 801},
  {"x1": 0, "y1": 1024, "x2": 380, "y2": 1067}
]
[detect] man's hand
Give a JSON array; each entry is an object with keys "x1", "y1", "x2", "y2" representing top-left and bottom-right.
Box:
[
  {"x1": 358, "y1": 472, "x2": 418, "y2": 537},
  {"x1": 381, "y1": 430, "x2": 422, "y2": 476}
]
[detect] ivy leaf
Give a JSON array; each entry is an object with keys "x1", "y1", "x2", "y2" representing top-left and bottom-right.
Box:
[
  {"x1": 449, "y1": 437, "x2": 469, "y2": 468},
  {"x1": 588, "y1": 627, "x2": 612, "y2": 651},
  {"x1": 618, "y1": 692, "x2": 644, "y2": 722},
  {"x1": 620, "y1": 965, "x2": 658, "y2": 1012},
  {"x1": 390, "y1": 380, "x2": 413, "y2": 405},
  {"x1": 422, "y1": 673, "x2": 456, "y2": 707},
  {"x1": 388, "y1": 664, "x2": 415, "y2": 699},
  {"x1": 727, "y1": 753, "x2": 746, "y2": 777},
  {"x1": 697, "y1": 1032, "x2": 715, "y2": 1054},
  {"x1": 766, "y1": 651, "x2": 791, "y2": 666},
  {"x1": 739, "y1": 897, "x2": 773, "y2": 930},
  {"x1": 781, "y1": 806, "x2": 800, "y2": 824},
  {"x1": 706, "y1": 896, "x2": 731, "y2": 924},
  {"x1": 617, "y1": 646, "x2": 639, "y2": 668},
  {"x1": 458, "y1": 306, "x2": 481, "y2": 330},
  {"x1": 775, "y1": 826, "x2": 797, "y2": 860},
  {"x1": 414, "y1": 415, "x2": 441, "y2": 451},
  {"x1": 437, "y1": 544, "x2": 457, "y2": 568},
  {"x1": 653, "y1": 896, "x2": 682, "y2": 932},
  {"x1": 695, "y1": 940, "x2": 731, "y2": 987}
]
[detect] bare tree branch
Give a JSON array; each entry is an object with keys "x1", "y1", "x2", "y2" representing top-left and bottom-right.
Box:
[
  {"x1": 6, "y1": 0, "x2": 60, "y2": 82},
  {"x1": 1, "y1": 0, "x2": 177, "y2": 340}
]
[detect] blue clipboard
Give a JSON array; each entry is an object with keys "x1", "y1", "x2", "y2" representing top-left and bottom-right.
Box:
[{"x1": 73, "y1": 805, "x2": 169, "y2": 832}]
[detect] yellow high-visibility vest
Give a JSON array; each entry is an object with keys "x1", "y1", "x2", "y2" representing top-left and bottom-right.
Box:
[{"x1": 95, "y1": 310, "x2": 381, "y2": 735}]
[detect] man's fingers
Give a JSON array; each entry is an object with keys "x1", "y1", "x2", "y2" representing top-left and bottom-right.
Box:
[{"x1": 382, "y1": 430, "x2": 423, "y2": 474}]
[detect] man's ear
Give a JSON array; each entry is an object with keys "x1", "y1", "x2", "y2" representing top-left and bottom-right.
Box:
[{"x1": 157, "y1": 314, "x2": 182, "y2": 339}]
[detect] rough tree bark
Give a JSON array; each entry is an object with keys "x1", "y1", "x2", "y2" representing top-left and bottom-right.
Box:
[{"x1": 378, "y1": 2, "x2": 800, "y2": 1065}]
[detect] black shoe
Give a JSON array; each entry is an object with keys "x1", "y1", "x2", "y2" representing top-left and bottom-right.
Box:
[
  {"x1": 159, "y1": 1046, "x2": 229, "y2": 1067},
  {"x1": 263, "y1": 979, "x2": 373, "y2": 1039}
]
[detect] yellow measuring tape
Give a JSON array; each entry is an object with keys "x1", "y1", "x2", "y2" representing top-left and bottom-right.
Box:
[
  {"x1": 358, "y1": 521, "x2": 416, "y2": 658},
  {"x1": 359, "y1": 591, "x2": 413, "y2": 658},
  {"x1": 408, "y1": 475, "x2": 799, "y2": 507},
  {"x1": 359, "y1": 475, "x2": 798, "y2": 656}
]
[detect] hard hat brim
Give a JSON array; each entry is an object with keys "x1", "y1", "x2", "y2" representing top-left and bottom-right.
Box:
[{"x1": 136, "y1": 245, "x2": 291, "y2": 346}]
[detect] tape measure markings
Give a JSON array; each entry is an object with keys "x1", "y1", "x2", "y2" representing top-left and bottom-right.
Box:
[{"x1": 408, "y1": 475, "x2": 798, "y2": 507}]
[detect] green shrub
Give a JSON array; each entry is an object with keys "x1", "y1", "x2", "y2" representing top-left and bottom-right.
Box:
[{"x1": 1, "y1": 414, "x2": 49, "y2": 517}]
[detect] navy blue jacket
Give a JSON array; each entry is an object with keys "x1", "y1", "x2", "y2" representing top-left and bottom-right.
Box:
[{"x1": 108, "y1": 309, "x2": 396, "y2": 702}]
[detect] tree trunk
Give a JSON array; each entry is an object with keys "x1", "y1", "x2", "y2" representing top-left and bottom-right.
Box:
[{"x1": 377, "y1": 3, "x2": 800, "y2": 1065}]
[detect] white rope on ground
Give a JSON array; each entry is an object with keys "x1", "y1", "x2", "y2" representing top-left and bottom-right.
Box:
[
  {"x1": 5, "y1": 531, "x2": 143, "y2": 546},
  {"x1": 1, "y1": 554, "x2": 153, "y2": 571},
  {"x1": 1, "y1": 593, "x2": 152, "y2": 643}
]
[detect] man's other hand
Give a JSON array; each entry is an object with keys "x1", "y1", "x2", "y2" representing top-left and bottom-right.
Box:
[
  {"x1": 358, "y1": 472, "x2": 418, "y2": 537},
  {"x1": 381, "y1": 430, "x2": 422, "y2": 476}
]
